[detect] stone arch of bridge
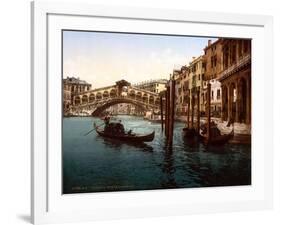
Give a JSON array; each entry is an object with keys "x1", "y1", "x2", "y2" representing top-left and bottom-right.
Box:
[{"x1": 91, "y1": 97, "x2": 153, "y2": 116}]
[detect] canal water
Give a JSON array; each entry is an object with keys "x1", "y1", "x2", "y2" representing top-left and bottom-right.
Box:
[{"x1": 63, "y1": 115, "x2": 251, "y2": 194}]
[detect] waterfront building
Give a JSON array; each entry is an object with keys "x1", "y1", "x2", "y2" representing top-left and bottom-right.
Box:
[
  {"x1": 63, "y1": 76, "x2": 92, "y2": 104},
  {"x1": 174, "y1": 67, "x2": 188, "y2": 116},
  {"x1": 203, "y1": 39, "x2": 223, "y2": 117},
  {"x1": 63, "y1": 87, "x2": 71, "y2": 113},
  {"x1": 174, "y1": 71, "x2": 181, "y2": 116},
  {"x1": 174, "y1": 56, "x2": 205, "y2": 117},
  {"x1": 133, "y1": 79, "x2": 167, "y2": 94},
  {"x1": 188, "y1": 56, "x2": 205, "y2": 115},
  {"x1": 218, "y1": 39, "x2": 251, "y2": 124},
  {"x1": 106, "y1": 104, "x2": 131, "y2": 115}
]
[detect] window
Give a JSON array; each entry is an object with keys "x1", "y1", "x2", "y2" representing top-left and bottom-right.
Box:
[
  {"x1": 214, "y1": 56, "x2": 217, "y2": 67},
  {"x1": 224, "y1": 51, "x2": 229, "y2": 68},
  {"x1": 232, "y1": 45, "x2": 236, "y2": 64},
  {"x1": 238, "y1": 40, "x2": 242, "y2": 57},
  {"x1": 244, "y1": 40, "x2": 249, "y2": 53},
  {"x1": 211, "y1": 56, "x2": 217, "y2": 68},
  {"x1": 211, "y1": 90, "x2": 214, "y2": 100},
  {"x1": 217, "y1": 89, "x2": 221, "y2": 100}
]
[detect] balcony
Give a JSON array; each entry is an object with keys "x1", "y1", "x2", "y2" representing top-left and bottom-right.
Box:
[{"x1": 218, "y1": 54, "x2": 251, "y2": 81}]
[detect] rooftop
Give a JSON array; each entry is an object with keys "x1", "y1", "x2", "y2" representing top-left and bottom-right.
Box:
[
  {"x1": 133, "y1": 79, "x2": 168, "y2": 86},
  {"x1": 63, "y1": 76, "x2": 91, "y2": 85}
]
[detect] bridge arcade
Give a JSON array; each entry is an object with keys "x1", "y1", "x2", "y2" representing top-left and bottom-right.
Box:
[{"x1": 71, "y1": 80, "x2": 161, "y2": 116}]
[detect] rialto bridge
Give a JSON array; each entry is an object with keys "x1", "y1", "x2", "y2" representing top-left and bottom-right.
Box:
[{"x1": 69, "y1": 80, "x2": 161, "y2": 116}]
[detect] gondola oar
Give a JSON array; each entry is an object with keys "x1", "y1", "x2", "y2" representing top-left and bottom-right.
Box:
[{"x1": 83, "y1": 122, "x2": 104, "y2": 136}]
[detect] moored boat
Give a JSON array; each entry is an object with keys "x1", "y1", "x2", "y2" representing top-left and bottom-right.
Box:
[
  {"x1": 199, "y1": 128, "x2": 234, "y2": 145},
  {"x1": 182, "y1": 127, "x2": 196, "y2": 138}
]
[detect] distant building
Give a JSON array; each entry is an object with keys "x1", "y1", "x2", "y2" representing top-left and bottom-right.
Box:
[
  {"x1": 63, "y1": 87, "x2": 71, "y2": 113},
  {"x1": 172, "y1": 66, "x2": 183, "y2": 116},
  {"x1": 175, "y1": 56, "x2": 205, "y2": 117},
  {"x1": 63, "y1": 76, "x2": 92, "y2": 104},
  {"x1": 133, "y1": 79, "x2": 167, "y2": 94},
  {"x1": 105, "y1": 103, "x2": 140, "y2": 116}
]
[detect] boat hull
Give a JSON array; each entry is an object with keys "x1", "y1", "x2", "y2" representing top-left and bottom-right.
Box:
[
  {"x1": 95, "y1": 126, "x2": 155, "y2": 143},
  {"x1": 199, "y1": 130, "x2": 234, "y2": 145},
  {"x1": 182, "y1": 127, "x2": 196, "y2": 138}
]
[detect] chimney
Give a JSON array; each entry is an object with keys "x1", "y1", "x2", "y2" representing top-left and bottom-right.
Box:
[{"x1": 208, "y1": 40, "x2": 212, "y2": 46}]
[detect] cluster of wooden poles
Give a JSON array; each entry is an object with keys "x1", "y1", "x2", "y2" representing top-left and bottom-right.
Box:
[{"x1": 160, "y1": 80, "x2": 212, "y2": 146}]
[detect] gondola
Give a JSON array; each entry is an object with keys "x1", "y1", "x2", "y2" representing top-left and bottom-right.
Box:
[
  {"x1": 199, "y1": 128, "x2": 234, "y2": 145},
  {"x1": 94, "y1": 123, "x2": 155, "y2": 142},
  {"x1": 182, "y1": 127, "x2": 196, "y2": 138}
]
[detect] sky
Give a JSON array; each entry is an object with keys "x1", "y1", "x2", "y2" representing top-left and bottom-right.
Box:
[{"x1": 63, "y1": 30, "x2": 217, "y2": 88}]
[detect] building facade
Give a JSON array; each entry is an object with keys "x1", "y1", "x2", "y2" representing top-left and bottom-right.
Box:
[
  {"x1": 189, "y1": 56, "x2": 205, "y2": 114},
  {"x1": 174, "y1": 69, "x2": 185, "y2": 116},
  {"x1": 63, "y1": 87, "x2": 71, "y2": 113},
  {"x1": 175, "y1": 56, "x2": 205, "y2": 117},
  {"x1": 218, "y1": 39, "x2": 251, "y2": 124},
  {"x1": 203, "y1": 39, "x2": 223, "y2": 117},
  {"x1": 133, "y1": 79, "x2": 167, "y2": 94},
  {"x1": 63, "y1": 76, "x2": 92, "y2": 114},
  {"x1": 63, "y1": 76, "x2": 92, "y2": 102},
  {"x1": 105, "y1": 103, "x2": 136, "y2": 115}
]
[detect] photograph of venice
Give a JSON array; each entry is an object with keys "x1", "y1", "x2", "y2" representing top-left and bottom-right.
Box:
[{"x1": 62, "y1": 30, "x2": 251, "y2": 194}]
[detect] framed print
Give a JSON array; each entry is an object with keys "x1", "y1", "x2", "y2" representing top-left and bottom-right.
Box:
[{"x1": 31, "y1": 1, "x2": 273, "y2": 224}]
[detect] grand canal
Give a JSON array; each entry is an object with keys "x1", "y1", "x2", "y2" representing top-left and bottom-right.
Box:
[{"x1": 63, "y1": 115, "x2": 251, "y2": 194}]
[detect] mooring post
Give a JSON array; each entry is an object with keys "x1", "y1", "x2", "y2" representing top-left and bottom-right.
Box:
[
  {"x1": 197, "y1": 90, "x2": 200, "y2": 133},
  {"x1": 168, "y1": 79, "x2": 175, "y2": 146},
  {"x1": 187, "y1": 97, "x2": 190, "y2": 129},
  {"x1": 165, "y1": 87, "x2": 170, "y2": 137},
  {"x1": 191, "y1": 94, "x2": 194, "y2": 129},
  {"x1": 164, "y1": 90, "x2": 167, "y2": 136},
  {"x1": 160, "y1": 95, "x2": 164, "y2": 132},
  {"x1": 206, "y1": 83, "x2": 211, "y2": 142}
]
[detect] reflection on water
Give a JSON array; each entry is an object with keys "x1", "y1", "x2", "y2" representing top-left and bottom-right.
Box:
[{"x1": 63, "y1": 115, "x2": 251, "y2": 194}]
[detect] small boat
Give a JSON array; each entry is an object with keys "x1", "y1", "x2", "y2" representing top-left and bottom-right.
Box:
[
  {"x1": 199, "y1": 128, "x2": 234, "y2": 145},
  {"x1": 94, "y1": 123, "x2": 155, "y2": 142},
  {"x1": 182, "y1": 127, "x2": 196, "y2": 138}
]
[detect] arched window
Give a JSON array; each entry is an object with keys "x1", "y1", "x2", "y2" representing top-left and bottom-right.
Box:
[
  {"x1": 82, "y1": 95, "x2": 88, "y2": 104},
  {"x1": 89, "y1": 94, "x2": 95, "y2": 102}
]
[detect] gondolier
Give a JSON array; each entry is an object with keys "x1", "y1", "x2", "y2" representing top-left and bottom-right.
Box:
[{"x1": 104, "y1": 115, "x2": 110, "y2": 126}]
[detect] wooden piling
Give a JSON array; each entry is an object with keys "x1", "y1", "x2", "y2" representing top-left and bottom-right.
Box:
[
  {"x1": 187, "y1": 97, "x2": 190, "y2": 128},
  {"x1": 197, "y1": 90, "x2": 200, "y2": 132},
  {"x1": 191, "y1": 94, "x2": 194, "y2": 129},
  {"x1": 160, "y1": 95, "x2": 164, "y2": 132},
  {"x1": 168, "y1": 79, "x2": 175, "y2": 146},
  {"x1": 165, "y1": 87, "x2": 170, "y2": 137},
  {"x1": 206, "y1": 83, "x2": 211, "y2": 142}
]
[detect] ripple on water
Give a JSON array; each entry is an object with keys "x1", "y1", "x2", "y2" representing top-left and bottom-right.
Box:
[{"x1": 63, "y1": 115, "x2": 251, "y2": 194}]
